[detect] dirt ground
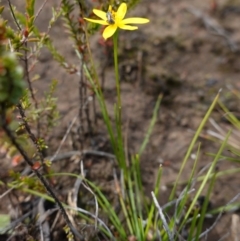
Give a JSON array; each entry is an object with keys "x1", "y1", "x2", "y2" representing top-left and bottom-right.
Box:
[{"x1": 1, "y1": 0, "x2": 240, "y2": 240}]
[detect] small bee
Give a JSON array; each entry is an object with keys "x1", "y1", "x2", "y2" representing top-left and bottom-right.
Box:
[{"x1": 106, "y1": 7, "x2": 115, "y2": 24}]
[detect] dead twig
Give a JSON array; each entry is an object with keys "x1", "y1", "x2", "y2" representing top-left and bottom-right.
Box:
[
  {"x1": 151, "y1": 191, "x2": 174, "y2": 241},
  {"x1": 0, "y1": 109, "x2": 82, "y2": 241},
  {"x1": 50, "y1": 116, "x2": 78, "y2": 162},
  {"x1": 33, "y1": 0, "x2": 50, "y2": 24},
  {"x1": 68, "y1": 205, "x2": 115, "y2": 241},
  {"x1": 37, "y1": 198, "x2": 56, "y2": 241},
  {"x1": 7, "y1": 0, "x2": 21, "y2": 31}
]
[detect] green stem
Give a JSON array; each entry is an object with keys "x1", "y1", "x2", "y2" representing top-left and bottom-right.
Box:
[
  {"x1": 113, "y1": 30, "x2": 121, "y2": 116},
  {"x1": 113, "y1": 30, "x2": 126, "y2": 172}
]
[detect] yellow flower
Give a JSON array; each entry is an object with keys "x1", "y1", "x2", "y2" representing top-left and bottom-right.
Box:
[{"x1": 84, "y1": 3, "x2": 149, "y2": 40}]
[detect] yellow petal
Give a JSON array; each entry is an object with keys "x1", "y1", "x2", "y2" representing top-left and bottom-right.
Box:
[
  {"x1": 121, "y1": 18, "x2": 150, "y2": 25},
  {"x1": 103, "y1": 25, "x2": 118, "y2": 39},
  {"x1": 116, "y1": 3, "x2": 127, "y2": 20},
  {"x1": 93, "y1": 9, "x2": 108, "y2": 21},
  {"x1": 84, "y1": 18, "x2": 109, "y2": 25},
  {"x1": 118, "y1": 24, "x2": 138, "y2": 30}
]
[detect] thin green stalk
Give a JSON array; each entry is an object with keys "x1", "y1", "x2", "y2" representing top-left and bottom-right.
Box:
[
  {"x1": 162, "y1": 143, "x2": 200, "y2": 241},
  {"x1": 218, "y1": 100, "x2": 240, "y2": 129},
  {"x1": 42, "y1": 172, "x2": 127, "y2": 238},
  {"x1": 133, "y1": 154, "x2": 145, "y2": 211},
  {"x1": 119, "y1": 191, "x2": 134, "y2": 235},
  {"x1": 195, "y1": 171, "x2": 217, "y2": 240},
  {"x1": 169, "y1": 91, "x2": 220, "y2": 201},
  {"x1": 130, "y1": 157, "x2": 145, "y2": 240},
  {"x1": 187, "y1": 208, "x2": 200, "y2": 240},
  {"x1": 172, "y1": 167, "x2": 240, "y2": 186},
  {"x1": 144, "y1": 165, "x2": 163, "y2": 238},
  {"x1": 171, "y1": 143, "x2": 201, "y2": 233},
  {"x1": 180, "y1": 130, "x2": 231, "y2": 230},
  {"x1": 114, "y1": 104, "x2": 126, "y2": 172},
  {"x1": 113, "y1": 30, "x2": 126, "y2": 172},
  {"x1": 127, "y1": 172, "x2": 140, "y2": 237},
  {"x1": 113, "y1": 30, "x2": 121, "y2": 115},
  {"x1": 139, "y1": 94, "x2": 162, "y2": 156},
  {"x1": 83, "y1": 63, "x2": 117, "y2": 153}
]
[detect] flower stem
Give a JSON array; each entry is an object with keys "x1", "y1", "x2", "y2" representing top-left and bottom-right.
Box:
[
  {"x1": 113, "y1": 30, "x2": 121, "y2": 115},
  {"x1": 113, "y1": 30, "x2": 126, "y2": 172}
]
